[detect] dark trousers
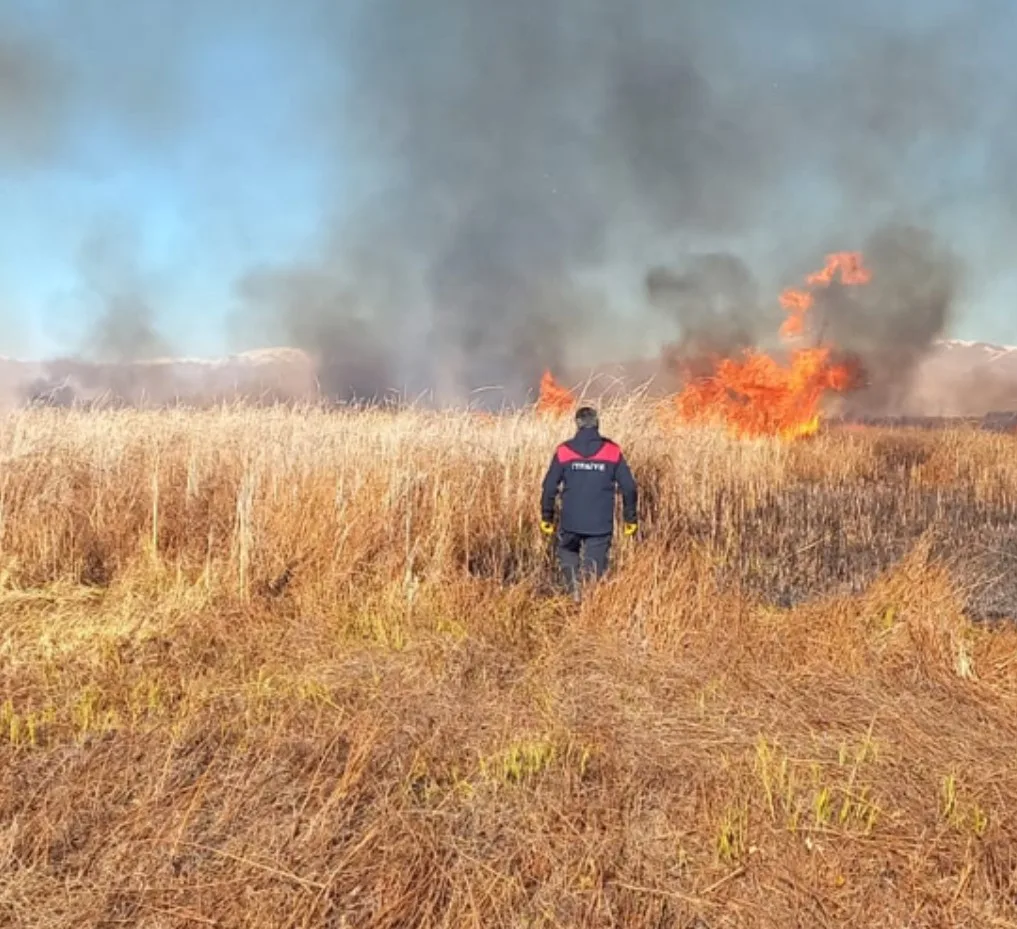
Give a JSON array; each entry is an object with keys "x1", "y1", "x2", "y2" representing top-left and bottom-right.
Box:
[{"x1": 557, "y1": 530, "x2": 612, "y2": 597}]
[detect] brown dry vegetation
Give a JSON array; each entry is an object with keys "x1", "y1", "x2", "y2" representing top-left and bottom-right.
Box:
[{"x1": 2, "y1": 403, "x2": 1017, "y2": 928}]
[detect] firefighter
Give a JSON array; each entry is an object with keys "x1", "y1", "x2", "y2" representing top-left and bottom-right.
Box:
[{"x1": 539, "y1": 405, "x2": 638, "y2": 597}]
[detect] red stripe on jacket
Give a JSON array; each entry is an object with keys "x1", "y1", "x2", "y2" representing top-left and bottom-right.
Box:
[{"x1": 556, "y1": 440, "x2": 622, "y2": 464}]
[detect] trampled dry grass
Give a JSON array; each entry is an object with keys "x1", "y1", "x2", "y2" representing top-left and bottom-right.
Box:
[{"x1": 2, "y1": 402, "x2": 1017, "y2": 927}]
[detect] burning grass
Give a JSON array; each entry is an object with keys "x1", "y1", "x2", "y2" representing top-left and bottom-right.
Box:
[
  {"x1": 672, "y1": 252, "x2": 869, "y2": 441},
  {"x1": 2, "y1": 403, "x2": 1017, "y2": 927},
  {"x1": 540, "y1": 252, "x2": 871, "y2": 440}
]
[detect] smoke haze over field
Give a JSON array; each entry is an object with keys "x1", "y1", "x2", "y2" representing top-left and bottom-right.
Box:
[
  {"x1": 74, "y1": 218, "x2": 171, "y2": 364},
  {"x1": 3, "y1": 0, "x2": 1017, "y2": 408}
]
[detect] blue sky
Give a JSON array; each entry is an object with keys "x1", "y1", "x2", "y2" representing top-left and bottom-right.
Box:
[
  {"x1": 1, "y1": 1, "x2": 344, "y2": 358},
  {"x1": 2, "y1": 0, "x2": 1017, "y2": 363}
]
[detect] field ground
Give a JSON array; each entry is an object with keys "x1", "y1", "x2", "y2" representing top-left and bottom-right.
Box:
[{"x1": 3, "y1": 404, "x2": 1017, "y2": 927}]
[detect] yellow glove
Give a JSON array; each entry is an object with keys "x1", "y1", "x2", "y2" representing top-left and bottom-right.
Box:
[
  {"x1": 540, "y1": 520, "x2": 555, "y2": 536},
  {"x1": 623, "y1": 522, "x2": 638, "y2": 537}
]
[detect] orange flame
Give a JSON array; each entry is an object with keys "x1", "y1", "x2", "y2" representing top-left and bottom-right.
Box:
[
  {"x1": 537, "y1": 369, "x2": 575, "y2": 415},
  {"x1": 675, "y1": 252, "x2": 870, "y2": 441},
  {"x1": 805, "y1": 251, "x2": 872, "y2": 287}
]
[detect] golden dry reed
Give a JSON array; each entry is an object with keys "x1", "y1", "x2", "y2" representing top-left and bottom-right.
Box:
[{"x1": 2, "y1": 401, "x2": 1017, "y2": 928}]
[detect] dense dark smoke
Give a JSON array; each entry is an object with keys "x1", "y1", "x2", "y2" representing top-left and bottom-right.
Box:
[
  {"x1": 237, "y1": 1, "x2": 639, "y2": 404},
  {"x1": 257, "y1": 0, "x2": 1007, "y2": 408},
  {"x1": 235, "y1": 263, "x2": 396, "y2": 402},
  {"x1": 646, "y1": 255, "x2": 763, "y2": 384},
  {"x1": 266, "y1": 0, "x2": 797, "y2": 404},
  {"x1": 4, "y1": 1, "x2": 1017, "y2": 411},
  {"x1": 818, "y1": 225, "x2": 960, "y2": 416},
  {"x1": 645, "y1": 225, "x2": 962, "y2": 414}
]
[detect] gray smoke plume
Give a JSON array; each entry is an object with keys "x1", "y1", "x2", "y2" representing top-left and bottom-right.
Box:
[
  {"x1": 276, "y1": 0, "x2": 798, "y2": 404},
  {"x1": 817, "y1": 225, "x2": 960, "y2": 416},
  {"x1": 16, "y1": 219, "x2": 175, "y2": 406},
  {"x1": 1, "y1": 3, "x2": 193, "y2": 168},
  {"x1": 235, "y1": 263, "x2": 396, "y2": 403},
  {"x1": 646, "y1": 224, "x2": 962, "y2": 414},
  {"x1": 74, "y1": 220, "x2": 171, "y2": 364},
  {"x1": 247, "y1": 0, "x2": 1008, "y2": 407},
  {"x1": 646, "y1": 255, "x2": 763, "y2": 384},
  {"x1": 0, "y1": 30, "x2": 69, "y2": 165},
  {"x1": 4, "y1": 1, "x2": 1017, "y2": 410},
  {"x1": 1, "y1": 4, "x2": 188, "y2": 368}
]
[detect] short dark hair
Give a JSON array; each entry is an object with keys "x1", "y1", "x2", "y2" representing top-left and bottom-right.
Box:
[{"x1": 575, "y1": 406, "x2": 599, "y2": 429}]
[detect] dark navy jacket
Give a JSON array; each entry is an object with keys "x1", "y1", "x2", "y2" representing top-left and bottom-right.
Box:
[{"x1": 540, "y1": 426, "x2": 638, "y2": 536}]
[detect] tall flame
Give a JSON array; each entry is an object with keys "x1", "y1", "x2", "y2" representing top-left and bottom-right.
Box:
[
  {"x1": 675, "y1": 252, "x2": 870, "y2": 440},
  {"x1": 537, "y1": 369, "x2": 575, "y2": 415}
]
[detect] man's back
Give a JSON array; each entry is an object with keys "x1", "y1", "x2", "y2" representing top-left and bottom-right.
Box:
[{"x1": 541, "y1": 421, "x2": 638, "y2": 536}]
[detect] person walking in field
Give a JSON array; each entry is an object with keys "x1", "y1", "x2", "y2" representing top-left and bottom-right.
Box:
[{"x1": 539, "y1": 406, "x2": 638, "y2": 598}]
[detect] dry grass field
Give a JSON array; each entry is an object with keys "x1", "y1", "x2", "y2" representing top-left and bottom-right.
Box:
[{"x1": 3, "y1": 402, "x2": 1017, "y2": 927}]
